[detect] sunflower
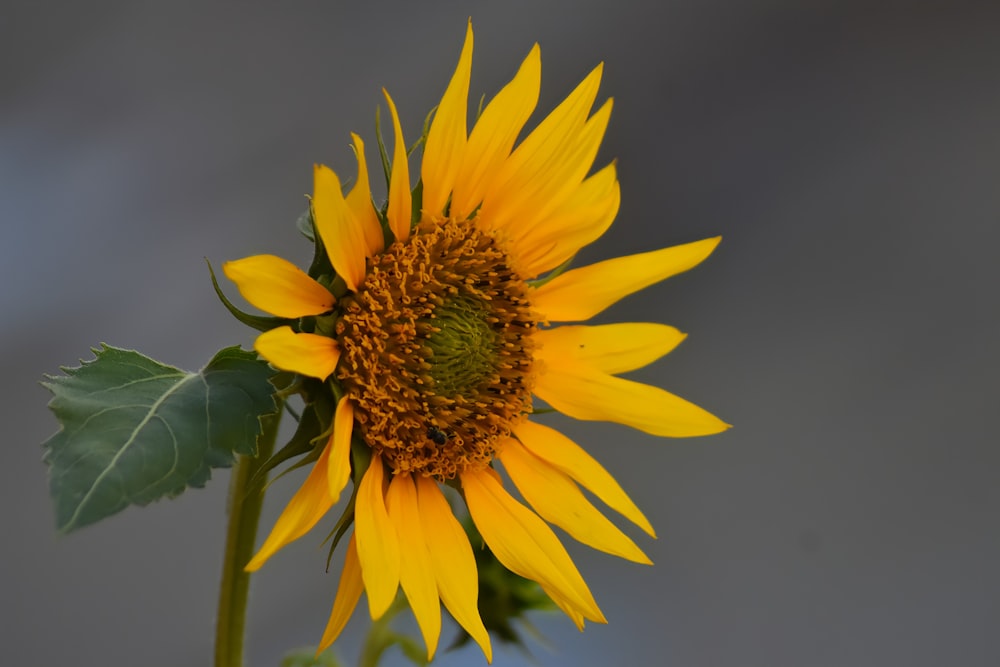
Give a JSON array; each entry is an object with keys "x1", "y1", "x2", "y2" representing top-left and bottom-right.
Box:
[{"x1": 223, "y1": 21, "x2": 728, "y2": 662}]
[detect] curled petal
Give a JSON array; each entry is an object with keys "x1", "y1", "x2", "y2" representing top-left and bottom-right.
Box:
[
  {"x1": 223, "y1": 254, "x2": 334, "y2": 318},
  {"x1": 346, "y1": 133, "x2": 384, "y2": 256},
  {"x1": 254, "y1": 326, "x2": 339, "y2": 380},
  {"x1": 313, "y1": 164, "x2": 368, "y2": 291}
]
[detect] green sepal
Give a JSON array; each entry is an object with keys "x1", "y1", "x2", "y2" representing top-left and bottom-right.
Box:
[
  {"x1": 249, "y1": 401, "x2": 323, "y2": 492},
  {"x1": 42, "y1": 345, "x2": 277, "y2": 533},
  {"x1": 296, "y1": 207, "x2": 315, "y2": 242},
  {"x1": 374, "y1": 105, "x2": 392, "y2": 192},
  {"x1": 374, "y1": 201, "x2": 393, "y2": 249},
  {"x1": 322, "y1": 419, "x2": 379, "y2": 568},
  {"x1": 527, "y1": 253, "x2": 576, "y2": 289},
  {"x1": 323, "y1": 482, "x2": 357, "y2": 571},
  {"x1": 406, "y1": 105, "x2": 436, "y2": 158},
  {"x1": 270, "y1": 370, "x2": 299, "y2": 396},
  {"x1": 253, "y1": 377, "x2": 337, "y2": 490},
  {"x1": 350, "y1": 434, "x2": 372, "y2": 485},
  {"x1": 475, "y1": 93, "x2": 486, "y2": 121},
  {"x1": 302, "y1": 207, "x2": 335, "y2": 280},
  {"x1": 206, "y1": 259, "x2": 293, "y2": 333},
  {"x1": 410, "y1": 179, "x2": 424, "y2": 229}
]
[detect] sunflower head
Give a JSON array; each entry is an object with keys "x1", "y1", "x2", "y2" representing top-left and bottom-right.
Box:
[{"x1": 220, "y1": 19, "x2": 727, "y2": 664}]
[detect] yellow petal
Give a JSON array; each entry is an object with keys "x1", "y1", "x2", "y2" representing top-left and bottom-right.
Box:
[
  {"x1": 254, "y1": 326, "x2": 340, "y2": 380},
  {"x1": 386, "y1": 474, "x2": 441, "y2": 660},
  {"x1": 499, "y1": 437, "x2": 651, "y2": 564},
  {"x1": 421, "y1": 20, "x2": 472, "y2": 218},
  {"x1": 461, "y1": 467, "x2": 605, "y2": 623},
  {"x1": 355, "y1": 456, "x2": 400, "y2": 619},
  {"x1": 416, "y1": 476, "x2": 492, "y2": 662},
  {"x1": 516, "y1": 162, "x2": 620, "y2": 276},
  {"x1": 534, "y1": 360, "x2": 730, "y2": 437},
  {"x1": 318, "y1": 534, "x2": 364, "y2": 652},
  {"x1": 222, "y1": 254, "x2": 334, "y2": 318},
  {"x1": 541, "y1": 584, "x2": 587, "y2": 631},
  {"x1": 383, "y1": 90, "x2": 411, "y2": 243},
  {"x1": 450, "y1": 43, "x2": 541, "y2": 221},
  {"x1": 502, "y1": 98, "x2": 614, "y2": 245},
  {"x1": 479, "y1": 63, "x2": 603, "y2": 233},
  {"x1": 327, "y1": 397, "x2": 354, "y2": 498},
  {"x1": 515, "y1": 420, "x2": 655, "y2": 537},
  {"x1": 312, "y1": 164, "x2": 367, "y2": 291},
  {"x1": 346, "y1": 133, "x2": 384, "y2": 256},
  {"x1": 245, "y1": 443, "x2": 336, "y2": 571},
  {"x1": 535, "y1": 323, "x2": 686, "y2": 375},
  {"x1": 531, "y1": 237, "x2": 722, "y2": 322}
]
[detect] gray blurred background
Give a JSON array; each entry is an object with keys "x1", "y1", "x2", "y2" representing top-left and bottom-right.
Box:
[{"x1": 3, "y1": 1, "x2": 998, "y2": 665}]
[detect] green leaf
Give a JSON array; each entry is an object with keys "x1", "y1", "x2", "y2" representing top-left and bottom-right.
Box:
[{"x1": 42, "y1": 345, "x2": 277, "y2": 533}]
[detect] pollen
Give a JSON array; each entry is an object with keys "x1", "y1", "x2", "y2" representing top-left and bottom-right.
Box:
[{"x1": 336, "y1": 217, "x2": 537, "y2": 479}]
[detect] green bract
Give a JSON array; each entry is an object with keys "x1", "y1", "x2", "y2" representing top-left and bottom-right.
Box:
[{"x1": 42, "y1": 345, "x2": 277, "y2": 533}]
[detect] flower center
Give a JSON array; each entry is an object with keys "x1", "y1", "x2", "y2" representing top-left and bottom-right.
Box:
[
  {"x1": 336, "y1": 217, "x2": 536, "y2": 479},
  {"x1": 424, "y1": 295, "x2": 499, "y2": 396}
]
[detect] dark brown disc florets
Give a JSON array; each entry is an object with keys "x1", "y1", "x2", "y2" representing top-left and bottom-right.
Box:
[{"x1": 336, "y1": 217, "x2": 537, "y2": 479}]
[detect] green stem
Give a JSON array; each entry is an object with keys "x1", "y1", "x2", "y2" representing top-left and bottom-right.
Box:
[
  {"x1": 215, "y1": 406, "x2": 283, "y2": 667},
  {"x1": 358, "y1": 596, "x2": 407, "y2": 667}
]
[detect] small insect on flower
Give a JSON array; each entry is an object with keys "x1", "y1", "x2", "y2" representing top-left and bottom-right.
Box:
[{"x1": 427, "y1": 426, "x2": 449, "y2": 445}]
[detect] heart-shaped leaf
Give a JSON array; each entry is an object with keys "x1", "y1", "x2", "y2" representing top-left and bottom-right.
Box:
[{"x1": 42, "y1": 345, "x2": 277, "y2": 533}]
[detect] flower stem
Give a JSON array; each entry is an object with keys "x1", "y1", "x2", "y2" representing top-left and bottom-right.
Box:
[
  {"x1": 358, "y1": 595, "x2": 407, "y2": 667},
  {"x1": 215, "y1": 406, "x2": 282, "y2": 667}
]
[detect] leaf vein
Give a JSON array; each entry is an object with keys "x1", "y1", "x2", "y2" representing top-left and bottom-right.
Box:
[
  {"x1": 61, "y1": 371, "x2": 199, "y2": 530},
  {"x1": 127, "y1": 414, "x2": 182, "y2": 501},
  {"x1": 87, "y1": 373, "x2": 187, "y2": 397}
]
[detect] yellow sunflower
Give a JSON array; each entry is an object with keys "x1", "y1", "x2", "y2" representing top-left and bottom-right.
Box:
[{"x1": 224, "y1": 21, "x2": 728, "y2": 662}]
